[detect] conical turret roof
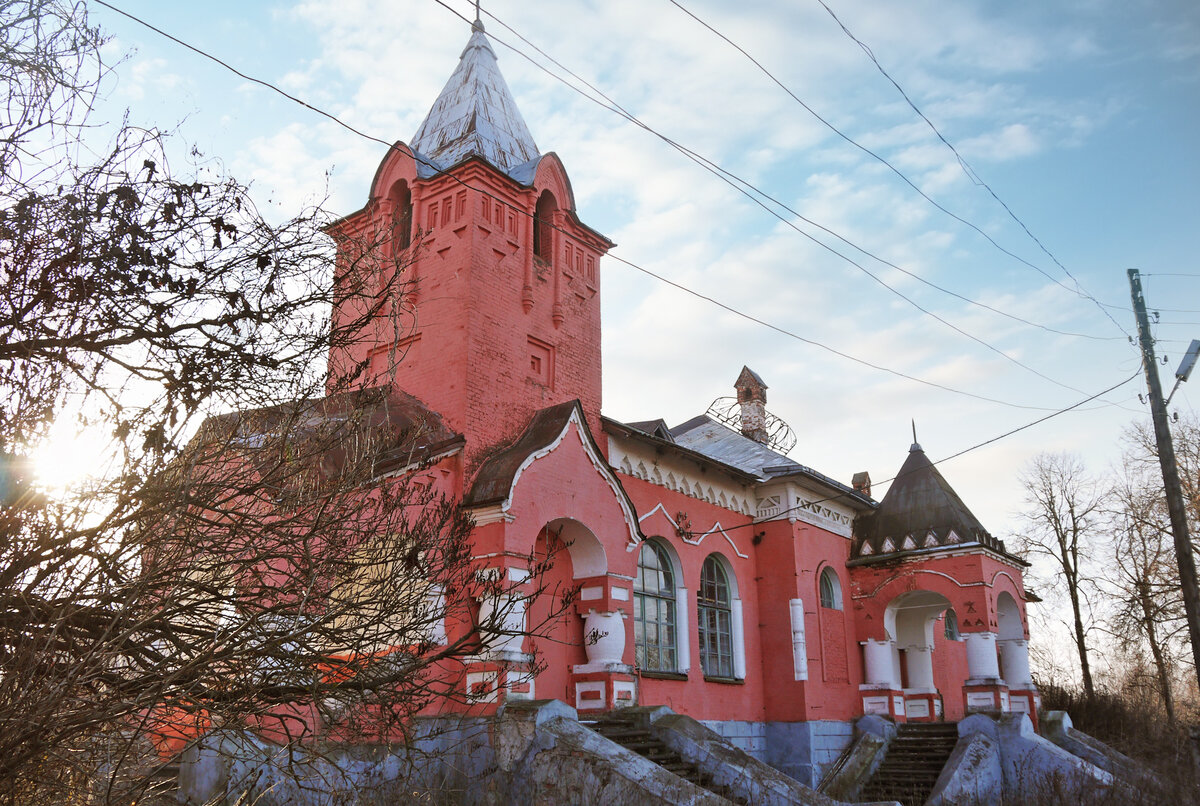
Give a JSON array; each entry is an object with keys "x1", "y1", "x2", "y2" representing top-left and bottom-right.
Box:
[
  {"x1": 410, "y1": 21, "x2": 540, "y2": 178},
  {"x1": 851, "y1": 441, "x2": 1017, "y2": 562}
]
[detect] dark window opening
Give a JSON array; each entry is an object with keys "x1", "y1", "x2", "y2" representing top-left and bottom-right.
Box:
[
  {"x1": 533, "y1": 190, "x2": 557, "y2": 263},
  {"x1": 390, "y1": 180, "x2": 412, "y2": 253}
]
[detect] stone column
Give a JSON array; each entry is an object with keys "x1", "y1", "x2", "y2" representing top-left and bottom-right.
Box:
[
  {"x1": 962, "y1": 631, "x2": 1009, "y2": 715},
  {"x1": 478, "y1": 593, "x2": 528, "y2": 661},
  {"x1": 863, "y1": 638, "x2": 897, "y2": 688},
  {"x1": 905, "y1": 645, "x2": 935, "y2": 690},
  {"x1": 860, "y1": 638, "x2": 905, "y2": 720},
  {"x1": 676, "y1": 587, "x2": 691, "y2": 674},
  {"x1": 902, "y1": 643, "x2": 938, "y2": 721},
  {"x1": 964, "y1": 631, "x2": 1001, "y2": 680},
  {"x1": 1000, "y1": 638, "x2": 1039, "y2": 729},
  {"x1": 999, "y1": 638, "x2": 1033, "y2": 688}
]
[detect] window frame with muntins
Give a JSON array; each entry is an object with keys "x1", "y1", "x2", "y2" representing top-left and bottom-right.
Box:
[
  {"x1": 633, "y1": 540, "x2": 677, "y2": 673},
  {"x1": 697, "y1": 555, "x2": 734, "y2": 678}
]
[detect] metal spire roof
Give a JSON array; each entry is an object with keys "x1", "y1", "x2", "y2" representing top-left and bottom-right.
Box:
[{"x1": 410, "y1": 20, "x2": 540, "y2": 179}]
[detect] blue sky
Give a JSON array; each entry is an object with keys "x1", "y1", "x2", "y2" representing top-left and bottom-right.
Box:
[{"x1": 88, "y1": 0, "x2": 1200, "y2": 541}]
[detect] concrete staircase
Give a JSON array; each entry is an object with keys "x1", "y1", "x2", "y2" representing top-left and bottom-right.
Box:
[
  {"x1": 858, "y1": 722, "x2": 958, "y2": 806},
  {"x1": 584, "y1": 713, "x2": 748, "y2": 804}
]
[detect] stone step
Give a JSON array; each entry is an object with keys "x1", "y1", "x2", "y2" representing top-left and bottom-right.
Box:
[
  {"x1": 857, "y1": 721, "x2": 959, "y2": 805},
  {"x1": 586, "y1": 714, "x2": 748, "y2": 805}
]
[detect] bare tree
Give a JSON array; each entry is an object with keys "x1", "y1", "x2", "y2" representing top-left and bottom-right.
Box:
[
  {"x1": 1124, "y1": 414, "x2": 1200, "y2": 544},
  {"x1": 1106, "y1": 462, "x2": 1186, "y2": 723},
  {"x1": 0, "y1": 3, "x2": 566, "y2": 802},
  {"x1": 1018, "y1": 452, "x2": 1107, "y2": 702}
]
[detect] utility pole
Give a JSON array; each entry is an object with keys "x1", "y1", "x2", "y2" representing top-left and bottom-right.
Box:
[{"x1": 1128, "y1": 268, "x2": 1200, "y2": 691}]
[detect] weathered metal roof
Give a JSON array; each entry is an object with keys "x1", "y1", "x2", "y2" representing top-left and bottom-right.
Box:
[
  {"x1": 198, "y1": 386, "x2": 463, "y2": 479},
  {"x1": 670, "y1": 414, "x2": 788, "y2": 477},
  {"x1": 410, "y1": 21, "x2": 540, "y2": 179},
  {"x1": 665, "y1": 414, "x2": 872, "y2": 506},
  {"x1": 851, "y1": 443, "x2": 1022, "y2": 564}
]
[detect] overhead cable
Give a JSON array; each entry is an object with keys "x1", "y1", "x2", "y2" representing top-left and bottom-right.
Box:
[{"x1": 92, "y1": 0, "x2": 1125, "y2": 414}]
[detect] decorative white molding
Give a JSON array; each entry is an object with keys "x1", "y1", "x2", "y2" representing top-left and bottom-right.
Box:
[
  {"x1": 852, "y1": 563, "x2": 1024, "y2": 600},
  {"x1": 574, "y1": 680, "x2": 606, "y2": 711},
  {"x1": 470, "y1": 410, "x2": 641, "y2": 547},
  {"x1": 684, "y1": 521, "x2": 749, "y2": 559},
  {"x1": 731, "y1": 598, "x2": 747, "y2": 680},
  {"x1": 466, "y1": 670, "x2": 499, "y2": 704},
  {"x1": 789, "y1": 598, "x2": 808, "y2": 681},
  {"x1": 638, "y1": 501, "x2": 676, "y2": 525},
  {"x1": 608, "y1": 437, "x2": 755, "y2": 516},
  {"x1": 676, "y1": 587, "x2": 691, "y2": 674},
  {"x1": 471, "y1": 505, "x2": 516, "y2": 526}
]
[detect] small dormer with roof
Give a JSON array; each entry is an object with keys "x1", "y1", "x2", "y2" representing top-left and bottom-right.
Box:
[{"x1": 324, "y1": 19, "x2": 613, "y2": 462}]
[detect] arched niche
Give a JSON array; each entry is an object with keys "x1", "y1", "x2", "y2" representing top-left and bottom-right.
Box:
[
  {"x1": 996, "y1": 591, "x2": 1023, "y2": 640},
  {"x1": 884, "y1": 589, "x2": 952, "y2": 649},
  {"x1": 544, "y1": 517, "x2": 606, "y2": 579}
]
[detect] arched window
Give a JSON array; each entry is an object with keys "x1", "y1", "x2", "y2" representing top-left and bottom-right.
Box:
[
  {"x1": 533, "y1": 190, "x2": 557, "y2": 262},
  {"x1": 819, "y1": 567, "x2": 842, "y2": 610},
  {"x1": 944, "y1": 608, "x2": 960, "y2": 641},
  {"x1": 389, "y1": 180, "x2": 412, "y2": 253},
  {"x1": 698, "y1": 555, "x2": 733, "y2": 678},
  {"x1": 634, "y1": 541, "x2": 676, "y2": 672}
]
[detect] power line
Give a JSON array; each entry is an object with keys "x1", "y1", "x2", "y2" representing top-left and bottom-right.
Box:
[
  {"x1": 469, "y1": 3, "x2": 1136, "y2": 403},
  {"x1": 92, "y1": 0, "x2": 1122, "y2": 414},
  {"x1": 693, "y1": 369, "x2": 1142, "y2": 537},
  {"x1": 809, "y1": 0, "x2": 1132, "y2": 341},
  {"x1": 480, "y1": 1, "x2": 1125, "y2": 351}
]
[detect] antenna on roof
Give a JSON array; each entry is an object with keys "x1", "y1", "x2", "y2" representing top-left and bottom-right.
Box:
[
  {"x1": 910, "y1": 419, "x2": 922, "y2": 452},
  {"x1": 474, "y1": 0, "x2": 482, "y2": 26}
]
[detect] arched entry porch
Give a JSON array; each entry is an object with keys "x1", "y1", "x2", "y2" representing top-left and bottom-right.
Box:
[
  {"x1": 526, "y1": 518, "x2": 636, "y2": 713},
  {"x1": 855, "y1": 565, "x2": 1027, "y2": 723},
  {"x1": 883, "y1": 591, "x2": 955, "y2": 721}
]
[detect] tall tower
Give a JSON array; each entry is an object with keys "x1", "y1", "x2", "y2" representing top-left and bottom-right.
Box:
[{"x1": 326, "y1": 21, "x2": 612, "y2": 462}]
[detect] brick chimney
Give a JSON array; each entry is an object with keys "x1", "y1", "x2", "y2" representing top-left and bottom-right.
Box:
[
  {"x1": 852, "y1": 471, "x2": 871, "y2": 497},
  {"x1": 734, "y1": 366, "x2": 768, "y2": 444}
]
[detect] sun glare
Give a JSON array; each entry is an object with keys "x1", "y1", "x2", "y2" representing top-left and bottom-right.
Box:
[{"x1": 30, "y1": 421, "x2": 115, "y2": 494}]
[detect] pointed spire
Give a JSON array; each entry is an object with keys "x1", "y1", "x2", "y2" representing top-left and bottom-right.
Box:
[
  {"x1": 910, "y1": 419, "x2": 921, "y2": 452},
  {"x1": 410, "y1": 23, "x2": 540, "y2": 178}
]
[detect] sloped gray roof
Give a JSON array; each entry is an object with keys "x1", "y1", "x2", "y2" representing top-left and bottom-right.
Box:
[
  {"x1": 667, "y1": 414, "x2": 872, "y2": 507},
  {"x1": 411, "y1": 22, "x2": 540, "y2": 179},
  {"x1": 670, "y1": 414, "x2": 791, "y2": 477}
]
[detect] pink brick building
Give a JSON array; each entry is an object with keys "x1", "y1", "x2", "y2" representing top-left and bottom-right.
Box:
[{"x1": 320, "y1": 21, "x2": 1038, "y2": 785}]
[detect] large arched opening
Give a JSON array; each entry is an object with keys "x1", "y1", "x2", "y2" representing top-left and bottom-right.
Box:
[{"x1": 526, "y1": 518, "x2": 607, "y2": 703}]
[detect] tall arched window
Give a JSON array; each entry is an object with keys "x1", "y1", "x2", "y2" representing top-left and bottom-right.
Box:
[
  {"x1": 389, "y1": 180, "x2": 412, "y2": 253},
  {"x1": 819, "y1": 567, "x2": 843, "y2": 610},
  {"x1": 698, "y1": 555, "x2": 733, "y2": 678},
  {"x1": 533, "y1": 190, "x2": 557, "y2": 262},
  {"x1": 634, "y1": 541, "x2": 676, "y2": 672}
]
